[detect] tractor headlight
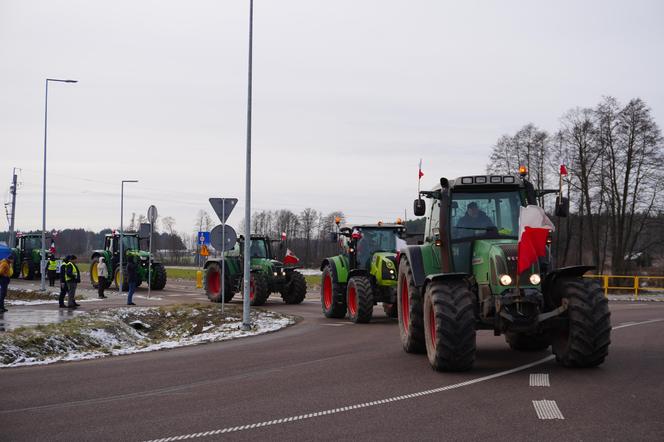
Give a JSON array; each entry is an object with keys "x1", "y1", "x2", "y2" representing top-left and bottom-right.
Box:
[
  {"x1": 273, "y1": 272, "x2": 278, "y2": 276},
  {"x1": 529, "y1": 273, "x2": 541, "y2": 285},
  {"x1": 499, "y1": 274, "x2": 512, "y2": 286},
  {"x1": 389, "y1": 269, "x2": 395, "y2": 274}
]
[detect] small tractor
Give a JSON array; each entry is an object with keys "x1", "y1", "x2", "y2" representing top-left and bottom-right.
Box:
[
  {"x1": 320, "y1": 221, "x2": 406, "y2": 323},
  {"x1": 398, "y1": 170, "x2": 611, "y2": 371},
  {"x1": 11, "y1": 232, "x2": 52, "y2": 280},
  {"x1": 89, "y1": 231, "x2": 167, "y2": 291},
  {"x1": 203, "y1": 235, "x2": 307, "y2": 306}
]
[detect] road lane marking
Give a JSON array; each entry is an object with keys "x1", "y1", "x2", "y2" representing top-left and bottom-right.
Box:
[
  {"x1": 533, "y1": 400, "x2": 564, "y2": 419},
  {"x1": 142, "y1": 317, "x2": 664, "y2": 441},
  {"x1": 529, "y1": 373, "x2": 550, "y2": 387}
]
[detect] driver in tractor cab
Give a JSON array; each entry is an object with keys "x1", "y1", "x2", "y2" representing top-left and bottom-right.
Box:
[
  {"x1": 250, "y1": 241, "x2": 262, "y2": 258},
  {"x1": 356, "y1": 230, "x2": 377, "y2": 269},
  {"x1": 456, "y1": 202, "x2": 495, "y2": 230}
]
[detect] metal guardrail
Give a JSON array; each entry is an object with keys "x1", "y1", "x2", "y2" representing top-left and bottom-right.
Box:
[{"x1": 584, "y1": 274, "x2": 664, "y2": 299}]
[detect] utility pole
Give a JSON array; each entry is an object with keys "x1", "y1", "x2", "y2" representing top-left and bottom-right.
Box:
[{"x1": 7, "y1": 168, "x2": 18, "y2": 247}]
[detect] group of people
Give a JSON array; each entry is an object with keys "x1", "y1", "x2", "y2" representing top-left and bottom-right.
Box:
[{"x1": 95, "y1": 255, "x2": 139, "y2": 306}]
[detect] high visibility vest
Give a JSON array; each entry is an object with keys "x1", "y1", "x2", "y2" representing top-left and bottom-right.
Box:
[
  {"x1": 65, "y1": 262, "x2": 79, "y2": 282},
  {"x1": 48, "y1": 259, "x2": 58, "y2": 271}
]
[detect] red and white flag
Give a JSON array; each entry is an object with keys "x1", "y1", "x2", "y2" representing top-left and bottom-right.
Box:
[
  {"x1": 517, "y1": 205, "x2": 555, "y2": 274},
  {"x1": 283, "y1": 249, "x2": 299, "y2": 265},
  {"x1": 418, "y1": 159, "x2": 424, "y2": 179}
]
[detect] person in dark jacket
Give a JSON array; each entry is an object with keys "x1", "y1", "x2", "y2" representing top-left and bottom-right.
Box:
[
  {"x1": 456, "y1": 202, "x2": 496, "y2": 230},
  {"x1": 64, "y1": 255, "x2": 81, "y2": 309},
  {"x1": 58, "y1": 255, "x2": 70, "y2": 308},
  {"x1": 126, "y1": 256, "x2": 139, "y2": 306}
]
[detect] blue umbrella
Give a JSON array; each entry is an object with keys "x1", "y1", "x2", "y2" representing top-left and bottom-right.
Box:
[{"x1": 0, "y1": 243, "x2": 12, "y2": 260}]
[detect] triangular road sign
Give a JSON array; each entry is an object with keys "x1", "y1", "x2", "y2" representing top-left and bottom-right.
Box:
[{"x1": 209, "y1": 198, "x2": 238, "y2": 223}]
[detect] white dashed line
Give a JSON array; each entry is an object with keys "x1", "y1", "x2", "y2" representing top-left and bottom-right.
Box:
[
  {"x1": 529, "y1": 373, "x2": 550, "y2": 387},
  {"x1": 533, "y1": 400, "x2": 565, "y2": 419}
]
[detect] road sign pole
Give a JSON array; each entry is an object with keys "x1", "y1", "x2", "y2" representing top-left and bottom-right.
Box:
[
  {"x1": 221, "y1": 203, "x2": 225, "y2": 313},
  {"x1": 148, "y1": 221, "x2": 152, "y2": 299}
]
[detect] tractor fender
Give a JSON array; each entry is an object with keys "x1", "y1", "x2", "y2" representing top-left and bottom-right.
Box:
[
  {"x1": 542, "y1": 265, "x2": 595, "y2": 294},
  {"x1": 320, "y1": 256, "x2": 349, "y2": 284},
  {"x1": 398, "y1": 246, "x2": 427, "y2": 288},
  {"x1": 203, "y1": 258, "x2": 234, "y2": 275},
  {"x1": 424, "y1": 272, "x2": 471, "y2": 292}
]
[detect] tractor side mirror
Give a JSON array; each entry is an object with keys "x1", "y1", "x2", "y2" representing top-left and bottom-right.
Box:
[
  {"x1": 555, "y1": 196, "x2": 569, "y2": 217},
  {"x1": 414, "y1": 198, "x2": 426, "y2": 217},
  {"x1": 329, "y1": 232, "x2": 338, "y2": 243}
]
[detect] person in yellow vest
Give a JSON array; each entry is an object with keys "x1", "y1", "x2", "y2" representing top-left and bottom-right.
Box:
[
  {"x1": 64, "y1": 255, "x2": 81, "y2": 309},
  {"x1": 47, "y1": 254, "x2": 58, "y2": 287},
  {"x1": 0, "y1": 255, "x2": 14, "y2": 313}
]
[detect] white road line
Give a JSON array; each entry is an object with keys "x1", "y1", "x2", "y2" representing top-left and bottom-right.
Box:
[
  {"x1": 533, "y1": 400, "x2": 565, "y2": 419},
  {"x1": 142, "y1": 318, "x2": 664, "y2": 442},
  {"x1": 529, "y1": 373, "x2": 550, "y2": 387}
]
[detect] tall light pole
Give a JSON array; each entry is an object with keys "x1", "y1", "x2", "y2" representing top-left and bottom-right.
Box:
[
  {"x1": 241, "y1": 0, "x2": 254, "y2": 331},
  {"x1": 41, "y1": 78, "x2": 77, "y2": 291},
  {"x1": 119, "y1": 180, "x2": 138, "y2": 296}
]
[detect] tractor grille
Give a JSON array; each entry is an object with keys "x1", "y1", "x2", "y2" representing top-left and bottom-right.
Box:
[{"x1": 499, "y1": 244, "x2": 531, "y2": 286}]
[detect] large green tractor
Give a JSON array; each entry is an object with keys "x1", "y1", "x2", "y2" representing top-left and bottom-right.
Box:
[
  {"x1": 320, "y1": 222, "x2": 406, "y2": 323},
  {"x1": 203, "y1": 235, "x2": 307, "y2": 306},
  {"x1": 398, "y1": 172, "x2": 611, "y2": 371},
  {"x1": 11, "y1": 233, "x2": 52, "y2": 280},
  {"x1": 89, "y1": 232, "x2": 167, "y2": 291}
]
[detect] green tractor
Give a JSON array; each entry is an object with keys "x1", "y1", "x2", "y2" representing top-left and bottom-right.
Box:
[
  {"x1": 320, "y1": 222, "x2": 406, "y2": 323},
  {"x1": 11, "y1": 233, "x2": 52, "y2": 280},
  {"x1": 89, "y1": 232, "x2": 167, "y2": 291},
  {"x1": 398, "y1": 172, "x2": 611, "y2": 371},
  {"x1": 203, "y1": 235, "x2": 307, "y2": 306}
]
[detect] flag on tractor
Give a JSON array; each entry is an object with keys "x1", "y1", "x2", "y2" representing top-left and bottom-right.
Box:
[
  {"x1": 560, "y1": 164, "x2": 568, "y2": 176},
  {"x1": 283, "y1": 249, "x2": 299, "y2": 265},
  {"x1": 517, "y1": 205, "x2": 555, "y2": 274},
  {"x1": 418, "y1": 159, "x2": 424, "y2": 179}
]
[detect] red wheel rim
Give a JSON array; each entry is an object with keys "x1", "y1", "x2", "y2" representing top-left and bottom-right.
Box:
[
  {"x1": 250, "y1": 277, "x2": 255, "y2": 301},
  {"x1": 348, "y1": 284, "x2": 358, "y2": 316},
  {"x1": 400, "y1": 274, "x2": 409, "y2": 331},
  {"x1": 323, "y1": 274, "x2": 333, "y2": 309},
  {"x1": 428, "y1": 302, "x2": 436, "y2": 347},
  {"x1": 207, "y1": 270, "x2": 220, "y2": 294}
]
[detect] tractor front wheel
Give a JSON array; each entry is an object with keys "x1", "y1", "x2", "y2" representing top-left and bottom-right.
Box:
[
  {"x1": 90, "y1": 256, "x2": 100, "y2": 288},
  {"x1": 321, "y1": 265, "x2": 346, "y2": 318},
  {"x1": 397, "y1": 259, "x2": 425, "y2": 353},
  {"x1": 552, "y1": 277, "x2": 611, "y2": 367},
  {"x1": 347, "y1": 276, "x2": 373, "y2": 323},
  {"x1": 382, "y1": 303, "x2": 398, "y2": 318},
  {"x1": 113, "y1": 265, "x2": 128, "y2": 291},
  {"x1": 204, "y1": 262, "x2": 234, "y2": 303},
  {"x1": 246, "y1": 272, "x2": 269, "y2": 306},
  {"x1": 423, "y1": 279, "x2": 476, "y2": 371},
  {"x1": 281, "y1": 271, "x2": 306, "y2": 304},
  {"x1": 21, "y1": 260, "x2": 35, "y2": 280},
  {"x1": 150, "y1": 263, "x2": 167, "y2": 290}
]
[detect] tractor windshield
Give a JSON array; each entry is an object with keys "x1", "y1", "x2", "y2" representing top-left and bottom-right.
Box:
[
  {"x1": 451, "y1": 191, "x2": 521, "y2": 240},
  {"x1": 356, "y1": 228, "x2": 399, "y2": 269},
  {"x1": 250, "y1": 239, "x2": 269, "y2": 259},
  {"x1": 22, "y1": 236, "x2": 42, "y2": 250},
  {"x1": 122, "y1": 235, "x2": 140, "y2": 251}
]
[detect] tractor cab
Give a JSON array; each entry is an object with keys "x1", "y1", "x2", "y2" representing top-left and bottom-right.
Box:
[{"x1": 337, "y1": 224, "x2": 406, "y2": 271}]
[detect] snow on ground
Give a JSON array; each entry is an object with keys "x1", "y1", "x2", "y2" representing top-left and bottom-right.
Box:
[{"x1": 300, "y1": 268, "x2": 322, "y2": 276}]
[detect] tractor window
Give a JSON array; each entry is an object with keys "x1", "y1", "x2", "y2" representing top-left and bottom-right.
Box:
[
  {"x1": 23, "y1": 237, "x2": 42, "y2": 250},
  {"x1": 250, "y1": 240, "x2": 268, "y2": 258},
  {"x1": 427, "y1": 201, "x2": 440, "y2": 241},
  {"x1": 122, "y1": 236, "x2": 139, "y2": 251},
  {"x1": 451, "y1": 191, "x2": 521, "y2": 240},
  {"x1": 356, "y1": 228, "x2": 398, "y2": 269}
]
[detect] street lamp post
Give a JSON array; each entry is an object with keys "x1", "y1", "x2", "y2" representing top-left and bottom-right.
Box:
[
  {"x1": 119, "y1": 180, "x2": 138, "y2": 296},
  {"x1": 41, "y1": 78, "x2": 77, "y2": 291}
]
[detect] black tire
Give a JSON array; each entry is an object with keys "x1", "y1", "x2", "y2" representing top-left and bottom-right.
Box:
[
  {"x1": 281, "y1": 271, "x2": 307, "y2": 304},
  {"x1": 204, "y1": 262, "x2": 234, "y2": 303},
  {"x1": 552, "y1": 277, "x2": 611, "y2": 367},
  {"x1": 383, "y1": 303, "x2": 398, "y2": 318},
  {"x1": 321, "y1": 265, "x2": 346, "y2": 318},
  {"x1": 424, "y1": 279, "x2": 476, "y2": 371},
  {"x1": 21, "y1": 260, "x2": 36, "y2": 280},
  {"x1": 246, "y1": 272, "x2": 269, "y2": 306},
  {"x1": 90, "y1": 255, "x2": 100, "y2": 289},
  {"x1": 150, "y1": 262, "x2": 167, "y2": 290},
  {"x1": 505, "y1": 332, "x2": 551, "y2": 352},
  {"x1": 113, "y1": 265, "x2": 129, "y2": 291},
  {"x1": 397, "y1": 259, "x2": 425, "y2": 353},
  {"x1": 347, "y1": 276, "x2": 374, "y2": 323},
  {"x1": 11, "y1": 254, "x2": 20, "y2": 279}
]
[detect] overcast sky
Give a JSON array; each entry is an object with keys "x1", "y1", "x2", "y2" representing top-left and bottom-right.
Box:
[{"x1": 1, "y1": 0, "x2": 663, "y2": 235}]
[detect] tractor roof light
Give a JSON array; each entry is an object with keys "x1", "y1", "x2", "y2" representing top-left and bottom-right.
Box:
[
  {"x1": 335, "y1": 217, "x2": 341, "y2": 225},
  {"x1": 518, "y1": 165, "x2": 528, "y2": 176},
  {"x1": 499, "y1": 274, "x2": 512, "y2": 286},
  {"x1": 529, "y1": 274, "x2": 541, "y2": 285}
]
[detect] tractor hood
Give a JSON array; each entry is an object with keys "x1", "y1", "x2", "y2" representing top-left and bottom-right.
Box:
[
  {"x1": 370, "y1": 252, "x2": 398, "y2": 285},
  {"x1": 472, "y1": 239, "x2": 541, "y2": 293},
  {"x1": 126, "y1": 250, "x2": 151, "y2": 261}
]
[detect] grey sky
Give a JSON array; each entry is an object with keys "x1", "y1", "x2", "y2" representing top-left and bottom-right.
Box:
[{"x1": 1, "y1": 0, "x2": 662, "y2": 234}]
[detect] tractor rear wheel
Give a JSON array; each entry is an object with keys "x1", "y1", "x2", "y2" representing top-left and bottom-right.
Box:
[
  {"x1": 21, "y1": 260, "x2": 35, "y2": 280},
  {"x1": 383, "y1": 303, "x2": 398, "y2": 318},
  {"x1": 506, "y1": 332, "x2": 551, "y2": 352},
  {"x1": 113, "y1": 265, "x2": 129, "y2": 291},
  {"x1": 90, "y1": 256, "x2": 100, "y2": 288},
  {"x1": 347, "y1": 276, "x2": 373, "y2": 323},
  {"x1": 246, "y1": 272, "x2": 269, "y2": 306},
  {"x1": 281, "y1": 271, "x2": 306, "y2": 304},
  {"x1": 204, "y1": 262, "x2": 234, "y2": 303},
  {"x1": 424, "y1": 279, "x2": 476, "y2": 371},
  {"x1": 150, "y1": 263, "x2": 167, "y2": 290},
  {"x1": 321, "y1": 265, "x2": 346, "y2": 318},
  {"x1": 552, "y1": 277, "x2": 611, "y2": 367},
  {"x1": 397, "y1": 259, "x2": 425, "y2": 353}
]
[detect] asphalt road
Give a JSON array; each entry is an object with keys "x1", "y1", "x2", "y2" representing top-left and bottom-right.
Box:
[{"x1": 1, "y1": 291, "x2": 663, "y2": 441}]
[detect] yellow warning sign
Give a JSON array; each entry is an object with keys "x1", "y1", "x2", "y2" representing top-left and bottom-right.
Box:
[{"x1": 200, "y1": 245, "x2": 209, "y2": 256}]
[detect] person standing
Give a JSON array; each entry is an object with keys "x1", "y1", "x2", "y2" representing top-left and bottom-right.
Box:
[
  {"x1": 47, "y1": 254, "x2": 58, "y2": 287},
  {"x1": 0, "y1": 255, "x2": 15, "y2": 313},
  {"x1": 126, "y1": 256, "x2": 138, "y2": 306},
  {"x1": 58, "y1": 255, "x2": 70, "y2": 308},
  {"x1": 97, "y1": 256, "x2": 108, "y2": 299},
  {"x1": 64, "y1": 255, "x2": 81, "y2": 309}
]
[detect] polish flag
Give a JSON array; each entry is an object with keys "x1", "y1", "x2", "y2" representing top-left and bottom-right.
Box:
[
  {"x1": 517, "y1": 205, "x2": 555, "y2": 274},
  {"x1": 560, "y1": 164, "x2": 568, "y2": 176},
  {"x1": 283, "y1": 249, "x2": 299, "y2": 265},
  {"x1": 418, "y1": 159, "x2": 424, "y2": 179}
]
